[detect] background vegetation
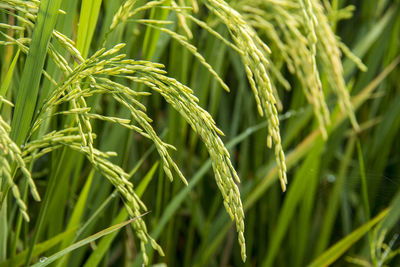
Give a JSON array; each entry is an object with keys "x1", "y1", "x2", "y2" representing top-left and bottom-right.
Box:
[{"x1": 0, "y1": 0, "x2": 399, "y2": 266}]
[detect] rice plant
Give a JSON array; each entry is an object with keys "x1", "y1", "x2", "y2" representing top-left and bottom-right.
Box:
[{"x1": 0, "y1": 0, "x2": 399, "y2": 266}]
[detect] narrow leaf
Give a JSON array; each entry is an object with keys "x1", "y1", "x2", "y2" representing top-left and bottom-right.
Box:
[
  {"x1": 31, "y1": 215, "x2": 146, "y2": 267},
  {"x1": 0, "y1": 49, "x2": 19, "y2": 98},
  {"x1": 0, "y1": 229, "x2": 75, "y2": 267},
  {"x1": 10, "y1": 0, "x2": 63, "y2": 145},
  {"x1": 76, "y1": 0, "x2": 103, "y2": 58},
  {"x1": 308, "y1": 208, "x2": 390, "y2": 267}
]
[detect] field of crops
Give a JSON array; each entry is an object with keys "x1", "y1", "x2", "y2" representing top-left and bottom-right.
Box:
[{"x1": 0, "y1": 0, "x2": 399, "y2": 266}]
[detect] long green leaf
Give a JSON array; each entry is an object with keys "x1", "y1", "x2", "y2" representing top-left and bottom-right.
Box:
[
  {"x1": 31, "y1": 215, "x2": 146, "y2": 267},
  {"x1": 10, "y1": 0, "x2": 62, "y2": 145},
  {"x1": 0, "y1": 229, "x2": 75, "y2": 267},
  {"x1": 142, "y1": 0, "x2": 172, "y2": 60},
  {"x1": 76, "y1": 0, "x2": 103, "y2": 58},
  {"x1": 0, "y1": 49, "x2": 19, "y2": 98},
  {"x1": 56, "y1": 170, "x2": 95, "y2": 267},
  {"x1": 308, "y1": 208, "x2": 389, "y2": 267},
  {"x1": 0, "y1": 198, "x2": 7, "y2": 261}
]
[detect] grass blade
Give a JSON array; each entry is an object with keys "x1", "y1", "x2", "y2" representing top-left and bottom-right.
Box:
[
  {"x1": 307, "y1": 208, "x2": 390, "y2": 267},
  {"x1": 30, "y1": 215, "x2": 146, "y2": 267},
  {"x1": 357, "y1": 140, "x2": 371, "y2": 221},
  {"x1": 55, "y1": 170, "x2": 95, "y2": 267},
  {"x1": 0, "y1": 199, "x2": 6, "y2": 261},
  {"x1": 76, "y1": 0, "x2": 103, "y2": 58},
  {"x1": 0, "y1": 229, "x2": 75, "y2": 267},
  {"x1": 10, "y1": 0, "x2": 62, "y2": 145},
  {"x1": 0, "y1": 49, "x2": 19, "y2": 98}
]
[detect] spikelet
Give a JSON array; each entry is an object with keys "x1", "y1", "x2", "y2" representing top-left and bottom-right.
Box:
[
  {"x1": 206, "y1": 0, "x2": 287, "y2": 196},
  {"x1": 144, "y1": 73, "x2": 247, "y2": 261},
  {"x1": 239, "y1": 1, "x2": 330, "y2": 137},
  {"x1": 311, "y1": 0, "x2": 359, "y2": 131},
  {"x1": 0, "y1": 114, "x2": 40, "y2": 222},
  {"x1": 108, "y1": 0, "x2": 139, "y2": 34},
  {"x1": 106, "y1": 0, "x2": 231, "y2": 92},
  {"x1": 299, "y1": 0, "x2": 331, "y2": 137},
  {"x1": 145, "y1": 24, "x2": 231, "y2": 92}
]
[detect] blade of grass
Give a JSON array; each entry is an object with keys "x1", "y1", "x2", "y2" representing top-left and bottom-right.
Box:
[
  {"x1": 135, "y1": 162, "x2": 159, "y2": 197},
  {"x1": 76, "y1": 0, "x2": 103, "y2": 58},
  {"x1": 0, "y1": 197, "x2": 7, "y2": 261},
  {"x1": 38, "y1": 0, "x2": 80, "y2": 109},
  {"x1": 377, "y1": 189, "x2": 400, "y2": 238},
  {"x1": 10, "y1": 0, "x2": 62, "y2": 145},
  {"x1": 30, "y1": 215, "x2": 147, "y2": 267},
  {"x1": 25, "y1": 148, "x2": 68, "y2": 265},
  {"x1": 46, "y1": 151, "x2": 79, "y2": 240},
  {"x1": 0, "y1": 49, "x2": 19, "y2": 98},
  {"x1": 307, "y1": 208, "x2": 390, "y2": 267},
  {"x1": 55, "y1": 170, "x2": 95, "y2": 267},
  {"x1": 0, "y1": 228, "x2": 75, "y2": 267},
  {"x1": 357, "y1": 140, "x2": 371, "y2": 220},
  {"x1": 142, "y1": 0, "x2": 172, "y2": 60},
  {"x1": 0, "y1": 45, "x2": 21, "y2": 251}
]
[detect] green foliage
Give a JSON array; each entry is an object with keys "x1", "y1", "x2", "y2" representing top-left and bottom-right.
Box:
[{"x1": 0, "y1": 0, "x2": 399, "y2": 266}]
